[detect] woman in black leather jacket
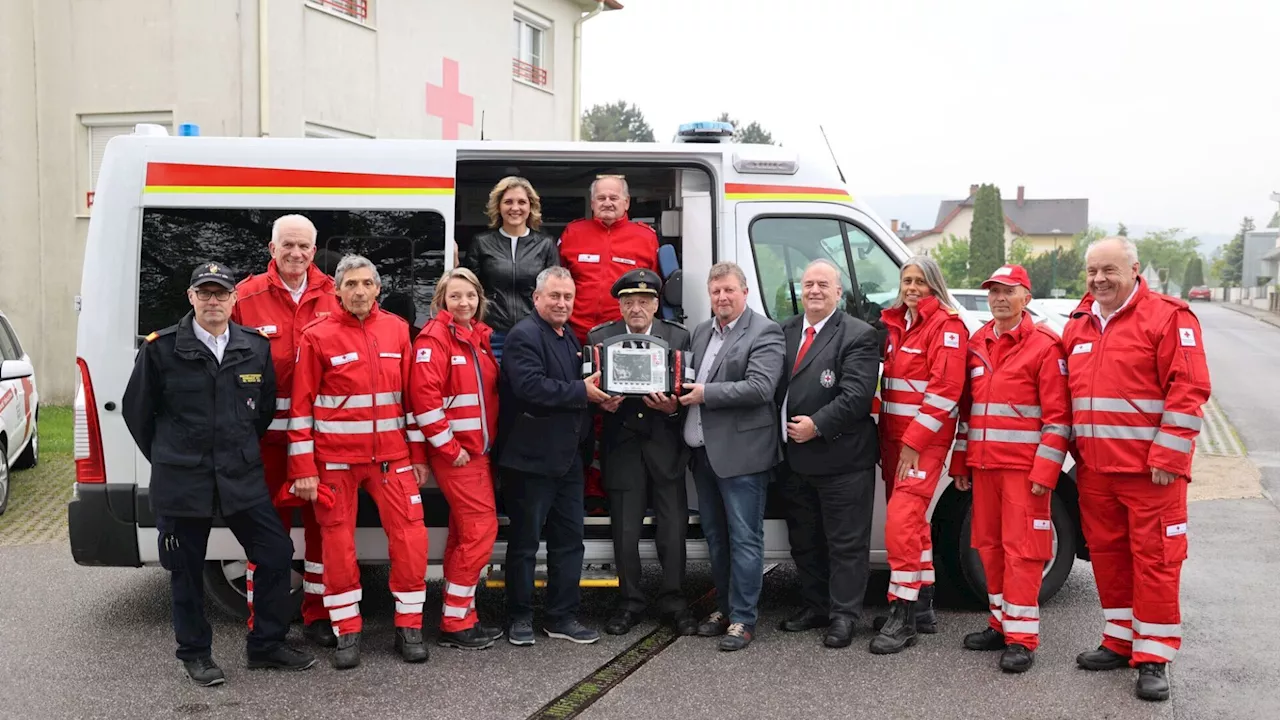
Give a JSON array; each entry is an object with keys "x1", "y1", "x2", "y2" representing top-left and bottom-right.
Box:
[{"x1": 462, "y1": 176, "x2": 559, "y2": 360}]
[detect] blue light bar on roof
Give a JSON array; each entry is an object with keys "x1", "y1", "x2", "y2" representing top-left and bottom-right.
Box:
[{"x1": 675, "y1": 120, "x2": 735, "y2": 143}]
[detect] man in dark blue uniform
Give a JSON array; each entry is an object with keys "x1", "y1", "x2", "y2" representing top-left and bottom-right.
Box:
[{"x1": 123, "y1": 262, "x2": 316, "y2": 686}]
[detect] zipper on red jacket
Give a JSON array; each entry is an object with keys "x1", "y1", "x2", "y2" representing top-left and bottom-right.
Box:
[
  {"x1": 361, "y1": 315, "x2": 379, "y2": 463},
  {"x1": 467, "y1": 339, "x2": 491, "y2": 453}
]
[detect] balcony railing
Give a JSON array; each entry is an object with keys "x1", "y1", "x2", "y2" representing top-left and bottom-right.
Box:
[
  {"x1": 310, "y1": 0, "x2": 368, "y2": 21},
  {"x1": 512, "y1": 58, "x2": 548, "y2": 86}
]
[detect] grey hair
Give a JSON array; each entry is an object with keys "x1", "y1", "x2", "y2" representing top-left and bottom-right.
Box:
[
  {"x1": 708, "y1": 261, "x2": 748, "y2": 289},
  {"x1": 804, "y1": 258, "x2": 844, "y2": 289},
  {"x1": 590, "y1": 175, "x2": 629, "y2": 199},
  {"x1": 892, "y1": 254, "x2": 957, "y2": 311},
  {"x1": 1086, "y1": 236, "x2": 1140, "y2": 266},
  {"x1": 535, "y1": 265, "x2": 574, "y2": 292},
  {"x1": 271, "y1": 214, "x2": 317, "y2": 244},
  {"x1": 334, "y1": 254, "x2": 381, "y2": 288}
]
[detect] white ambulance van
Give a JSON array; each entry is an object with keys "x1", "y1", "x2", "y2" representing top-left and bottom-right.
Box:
[{"x1": 68, "y1": 121, "x2": 1085, "y2": 616}]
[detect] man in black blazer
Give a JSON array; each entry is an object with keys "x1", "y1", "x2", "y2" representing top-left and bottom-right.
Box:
[
  {"x1": 498, "y1": 266, "x2": 613, "y2": 647},
  {"x1": 587, "y1": 269, "x2": 696, "y2": 637},
  {"x1": 775, "y1": 259, "x2": 882, "y2": 648}
]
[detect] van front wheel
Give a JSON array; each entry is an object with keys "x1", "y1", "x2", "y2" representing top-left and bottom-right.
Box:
[{"x1": 202, "y1": 560, "x2": 304, "y2": 621}]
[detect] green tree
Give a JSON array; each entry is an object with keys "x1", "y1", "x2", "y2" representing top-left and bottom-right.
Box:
[
  {"x1": 1117, "y1": 222, "x2": 1129, "y2": 237},
  {"x1": 932, "y1": 234, "x2": 971, "y2": 287},
  {"x1": 1221, "y1": 216, "x2": 1253, "y2": 286},
  {"x1": 1025, "y1": 247, "x2": 1086, "y2": 299},
  {"x1": 581, "y1": 101, "x2": 656, "y2": 142},
  {"x1": 1268, "y1": 210, "x2": 1280, "y2": 229},
  {"x1": 1009, "y1": 236, "x2": 1033, "y2": 266},
  {"x1": 969, "y1": 184, "x2": 1005, "y2": 280},
  {"x1": 1135, "y1": 228, "x2": 1201, "y2": 292},
  {"x1": 1181, "y1": 256, "x2": 1205, "y2": 297},
  {"x1": 715, "y1": 112, "x2": 777, "y2": 145},
  {"x1": 1208, "y1": 246, "x2": 1226, "y2": 286}
]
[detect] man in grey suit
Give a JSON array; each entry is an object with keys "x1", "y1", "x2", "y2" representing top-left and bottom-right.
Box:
[{"x1": 679, "y1": 261, "x2": 785, "y2": 651}]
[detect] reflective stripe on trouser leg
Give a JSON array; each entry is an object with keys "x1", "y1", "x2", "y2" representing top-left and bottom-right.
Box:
[
  {"x1": 365, "y1": 460, "x2": 429, "y2": 630},
  {"x1": 1132, "y1": 618, "x2": 1181, "y2": 663},
  {"x1": 1077, "y1": 467, "x2": 1135, "y2": 656},
  {"x1": 245, "y1": 563, "x2": 257, "y2": 630},
  {"x1": 317, "y1": 463, "x2": 363, "y2": 636},
  {"x1": 1000, "y1": 468, "x2": 1051, "y2": 651},
  {"x1": 300, "y1": 497, "x2": 328, "y2": 626},
  {"x1": 971, "y1": 469, "x2": 1005, "y2": 633},
  {"x1": 1128, "y1": 471, "x2": 1187, "y2": 665},
  {"x1": 432, "y1": 456, "x2": 499, "y2": 633},
  {"x1": 883, "y1": 444, "x2": 944, "y2": 602}
]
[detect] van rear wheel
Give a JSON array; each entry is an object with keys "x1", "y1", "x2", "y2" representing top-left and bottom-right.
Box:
[{"x1": 202, "y1": 560, "x2": 305, "y2": 621}]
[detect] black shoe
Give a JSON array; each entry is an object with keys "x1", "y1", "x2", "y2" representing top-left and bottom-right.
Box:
[
  {"x1": 1135, "y1": 663, "x2": 1170, "y2": 702},
  {"x1": 780, "y1": 607, "x2": 831, "y2": 633},
  {"x1": 670, "y1": 610, "x2": 698, "y2": 637},
  {"x1": 718, "y1": 623, "x2": 754, "y2": 651},
  {"x1": 697, "y1": 611, "x2": 730, "y2": 637},
  {"x1": 395, "y1": 627, "x2": 429, "y2": 663},
  {"x1": 823, "y1": 617, "x2": 855, "y2": 648},
  {"x1": 544, "y1": 618, "x2": 601, "y2": 644},
  {"x1": 869, "y1": 600, "x2": 918, "y2": 655},
  {"x1": 183, "y1": 657, "x2": 225, "y2": 687},
  {"x1": 1076, "y1": 645, "x2": 1129, "y2": 671},
  {"x1": 508, "y1": 619, "x2": 535, "y2": 646},
  {"x1": 915, "y1": 585, "x2": 938, "y2": 634},
  {"x1": 333, "y1": 632, "x2": 361, "y2": 670},
  {"x1": 477, "y1": 623, "x2": 505, "y2": 643},
  {"x1": 303, "y1": 620, "x2": 338, "y2": 648},
  {"x1": 605, "y1": 610, "x2": 642, "y2": 636},
  {"x1": 1000, "y1": 643, "x2": 1035, "y2": 673},
  {"x1": 438, "y1": 626, "x2": 496, "y2": 650},
  {"x1": 963, "y1": 627, "x2": 1007, "y2": 651},
  {"x1": 246, "y1": 644, "x2": 317, "y2": 671}
]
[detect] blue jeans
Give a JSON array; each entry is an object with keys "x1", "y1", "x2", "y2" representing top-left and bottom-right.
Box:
[
  {"x1": 691, "y1": 448, "x2": 769, "y2": 627},
  {"x1": 490, "y1": 331, "x2": 506, "y2": 363}
]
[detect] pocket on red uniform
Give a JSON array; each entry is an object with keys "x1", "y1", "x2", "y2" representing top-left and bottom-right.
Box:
[
  {"x1": 1161, "y1": 514, "x2": 1188, "y2": 564},
  {"x1": 390, "y1": 461, "x2": 425, "y2": 523},
  {"x1": 1026, "y1": 515, "x2": 1055, "y2": 561}
]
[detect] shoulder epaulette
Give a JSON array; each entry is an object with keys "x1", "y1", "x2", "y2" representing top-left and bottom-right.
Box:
[
  {"x1": 302, "y1": 315, "x2": 330, "y2": 332},
  {"x1": 656, "y1": 318, "x2": 686, "y2": 331},
  {"x1": 146, "y1": 326, "x2": 178, "y2": 343},
  {"x1": 944, "y1": 306, "x2": 959, "y2": 316},
  {"x1": 588, "y1": 319, "x2": 617, "y2": 334}
]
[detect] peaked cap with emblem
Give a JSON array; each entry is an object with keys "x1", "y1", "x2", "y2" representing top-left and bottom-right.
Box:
[
  {"x1": 189, "y1": 261, "x2": 236, "y2": 291},
  {"x1": 611, "y1": 268, "x2": 662, "y2": 298}
]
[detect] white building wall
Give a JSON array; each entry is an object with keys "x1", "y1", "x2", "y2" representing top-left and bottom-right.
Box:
[{"x1": 2, "y1": 0, "x2": 593, "y2": 401}]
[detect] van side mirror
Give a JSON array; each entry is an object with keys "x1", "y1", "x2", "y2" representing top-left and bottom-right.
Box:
[{"x1": 0, "y1": 359, "x2": 34, "y2": 381}]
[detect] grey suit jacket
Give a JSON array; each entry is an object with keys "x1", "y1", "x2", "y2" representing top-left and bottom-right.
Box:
[{"x1": 687, "y1": 305, "x2": 785, "y2": 478}]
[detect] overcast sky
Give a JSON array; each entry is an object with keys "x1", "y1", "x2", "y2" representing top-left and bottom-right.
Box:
[{"x1": 581, "y1": 0, "x2": 1278, "y2": 236}]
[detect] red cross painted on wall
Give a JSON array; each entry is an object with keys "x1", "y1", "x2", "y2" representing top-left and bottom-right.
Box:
[{"x1": 426, "y1": 58, "x2": 474, "y2": 140}]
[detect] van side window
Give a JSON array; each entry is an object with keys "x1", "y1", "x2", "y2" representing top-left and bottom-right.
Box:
[
  {"x1": 747, "y1": 216, "x2": 900, "y2": 329},
  {"x1": 0, "y1": 318, "x2": 20, "y2": 361},
  {"x1": 137, "y1": 209, "x2": 446, "y2": 339}
]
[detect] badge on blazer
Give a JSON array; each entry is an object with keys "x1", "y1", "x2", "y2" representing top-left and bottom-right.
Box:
[
  {"x1": 246, "y1": 397, "x2": 256, "y2": 411},
  {"x1": 820, "y1": 369, "x2": 835, "y2": 388}
]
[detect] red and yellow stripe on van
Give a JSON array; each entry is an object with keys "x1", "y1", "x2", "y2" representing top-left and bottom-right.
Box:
[
  {"x1": 143, "y1": 163, "x2": 455, "y2": 196},
  {"x1": 725, "y1": 183, "x2": 851, "y2": 202}
]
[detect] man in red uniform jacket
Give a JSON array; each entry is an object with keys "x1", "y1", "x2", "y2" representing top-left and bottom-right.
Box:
[
  {"x1": 1062, "y1": 237, "x2": 1210, "y2": 703},
  {"x1": 232, "y1": 214, "x2": 342, "y2": 647},
  {"x1": 558, "y1": 176, "x2": 660, "y2": 344}
]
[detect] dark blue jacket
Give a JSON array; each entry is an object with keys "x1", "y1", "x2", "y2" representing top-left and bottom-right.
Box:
[{"x1": 497, "y1": 312, "x2": 592, "y2": 476}]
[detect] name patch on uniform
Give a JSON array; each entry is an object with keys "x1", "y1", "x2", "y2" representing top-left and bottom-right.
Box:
[
  {"x1": 1072, "y1": 342, "x2": 1093, "y2": 355},
  {"x1": 612, "y1": 256, "x2": 637, "y2": 266},
  {"x1": 1166, "y1": 522, "x2": 1187, "y2": 537},
  {"x1": 1033, "y1": 519, "x2": 1052, "y2": 531},
  {"x1": 577, "y1": 253, "x2": 600, "y2": 263},
  {"x1": 258, "y1": 325, "x2": 278, "y2": 335},
  {"x1": 1178, "y1": 328, "x2": 1196, "y2": 347},
  {"x1": 416, "y1": 348, "x2": 432, "y2": 363},
  {"x1": 943, "y1": 332, "x2": 960, "y2": 348},
  {"x1": 379, "y1": 352, "x2": 402, "y2": 359},
  {"x1": 1058, "y1": 359, "x2": 1068, "y2": 376},
  {"x1": 410, "y1": 494, "x2": 422, "y2": 505},
  {"x1": 238, "y1": 373, "x2": 262, "y2": 383},
  {"x1": 901, "y1": 346, "x2": 922, "y2": 355},
  {"x1": 451, "y1": 355, "x2": 467, "y2": 365},
  {"x1": 330, "y1": 352, "x2": 358, "y2": 366},
  {"x1": 396, "y1": 465, "x2": 415, "y2": 474},
  {"x1": 970, "y1": 367, "x2": 985, "y2": 378},
  {"x1": 324, "y1": 463, "x2": 350, "y2": 470},
  {"x1": 906, "y1": 468, "x2": 928, "y2": 480}
]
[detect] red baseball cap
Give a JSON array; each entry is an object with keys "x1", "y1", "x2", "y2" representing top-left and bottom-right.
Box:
[{"x1": 980, "y1": 264, "x2": 1031, "y2": 292}]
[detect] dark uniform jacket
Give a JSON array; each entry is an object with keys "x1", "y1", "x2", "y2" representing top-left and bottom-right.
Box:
[
  {"x1": 122, "y1": 312, "x2": 277, "y2": 518},
  {"x1": 463, "y1": 229, "x2": 560, "y2": 334},
  {"x1": 775, "y1": 311, "x2": 881, "y2": 476},
  {"x1": 587, "y1": 318, "x2": 691, "y2": 488},
  {"x1": 497, "y1": 312, "x2": 593, "y2": 477}
]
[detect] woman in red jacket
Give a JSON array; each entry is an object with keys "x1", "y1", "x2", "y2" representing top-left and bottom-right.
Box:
[
  {"x1": 870, "y1": 255, "x2": 968, "y2": 655},
  {"x1": 407, "y1": 267, "x2": 503, "y2": 650}
]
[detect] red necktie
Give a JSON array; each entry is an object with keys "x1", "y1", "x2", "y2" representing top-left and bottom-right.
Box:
[{"x1": 793, "y1": 326, "x2": 816, "y2": 373}]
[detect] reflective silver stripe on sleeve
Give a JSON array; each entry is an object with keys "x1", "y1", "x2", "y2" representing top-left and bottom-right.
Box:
[
  {"x1": 984, "y1": 429, "x2": 1042, "y2": 444},
  {"x1": 315, "y1": 420, "x2": 375, "y2": 434},
  {"x1": 416, "y1": 409, "x2": 446, "y2": 425},
  {"x1": 1042, "y1": 424, "x2": 1071, "y2": 438},
  {"x1": 923, "y1": 393, "x2": 957, "y2": 412},
  {"x1": 287, "y1": 416, "x2": 313, "y2": 431},
  {"x1": 908, "y1": 379, "x2": 929, "y2": 393},
  {"x1": 449, "y1": 418, "x2": 483, "y2": 432},
  {"x1": 1073, "y1": 397, "x2": 1165, "y2": 414},
  {"x1": 1153, "y1": 431, "x2": 1192, "y2": 453},
  {"x1": 443, "y1": 393, "x2": 480, "y2": 408},
  {"x1": 276, "y1": 398, "x2": 291, "y2": 411},
  {"x1": 288, "y1": 441, "x2": 313, "y2": 456},
  {"x1": 1036, "y1": 445, "x2": 1067, "y2": 463},
  {"x1": 406, "y1": 430, "x2": 425, "y2": 442},
  {"x1": 428, "y1": 429, "x2": 455, "y2": 447},
  {"x1": 957, "y1": 421, "x2": 970, "y2": 434},
  {"x1": 1073, "y1": 424, "x2": 1159, "y2": 441},
  {"x1": 1161, "y1": 411, "x2": 1202, "y2": 432},
  {"x1": 952, "y1": 440, "x2": 968, "y2": 452},
  {"x1": 268, "y1": 418, "x2": 290, "y2": 432},
  {"x1": 913, "y1": 414, "x2": 943, "y2": 433},
  {"x1": 970, "y1": 403, "x2": 987, "y2": 416},
  {"x1": 882, "y1": 402, "x2": 921, "y2": 416}
]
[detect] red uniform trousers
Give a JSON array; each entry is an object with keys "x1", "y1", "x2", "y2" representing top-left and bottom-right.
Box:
[
  {"x1": 430, "y1": 454, "x2": 499, "y2": 632},
  {"x1": 882, "y1": 442, "x2": 946, "y2": 602},
  {"x1": 971, "y1": 469, "x2": 1054, "y2": 650},
  {"x1": 246, "y1": 443, "x2": 327, "y2": 628},
  {"x1": 1078, "y1": 466, "x2": 1188, "y2": 665},
  {"x1": 315, "y1": 458, "x2": 428, "y2": 636}
]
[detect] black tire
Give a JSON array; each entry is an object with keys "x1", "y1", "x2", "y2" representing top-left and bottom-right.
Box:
[
  {"x1": 202, "y1": 560, "x2": 305, "y2": 621},
  {"x1": 954, "y1": 490, "x2": 1077, "y2": 605},
  {"x1": 13, "y1": 416, "x2": 38, "y2": 470},
  {"x1": 0, "y1": 445, "x2": 10, "y2": 516}
]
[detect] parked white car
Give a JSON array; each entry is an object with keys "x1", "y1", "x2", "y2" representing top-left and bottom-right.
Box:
[{"x1": 0, "y1": 309, "x2": 40, "y2": 515}]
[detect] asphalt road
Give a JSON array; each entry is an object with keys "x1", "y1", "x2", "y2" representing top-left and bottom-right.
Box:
[
  {"x1": 1, "y1": 301, "x2": 1276, "y2": 719},
  {"x1": 1198, "y1": 302, "x2": 1280, "y2": 498}
]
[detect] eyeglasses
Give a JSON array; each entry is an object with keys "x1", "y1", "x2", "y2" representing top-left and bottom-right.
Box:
[{"x1": 194, "y1": 289, "x2": 232, "y2": 301}]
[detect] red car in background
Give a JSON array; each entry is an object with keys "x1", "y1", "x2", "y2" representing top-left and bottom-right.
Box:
[{"x1": 1188, "y1": 285, "x2": 1212, "y2": 301}]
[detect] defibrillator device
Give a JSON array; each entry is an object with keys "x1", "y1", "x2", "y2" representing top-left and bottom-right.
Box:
[{"x1": 582, "y1": 333, "x2": 693, "y2": 397}]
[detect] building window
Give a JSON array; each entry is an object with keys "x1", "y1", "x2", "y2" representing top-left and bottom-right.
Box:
[
  {"x1": 307, "y1": 0, "x2": 369, "y2": 22},
  {"x1": 513, "y1": 9, "x2": 549, "y2": 86},
  {"x1": 80, "y1": 111, "x2": 173, "y2": 210}
]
